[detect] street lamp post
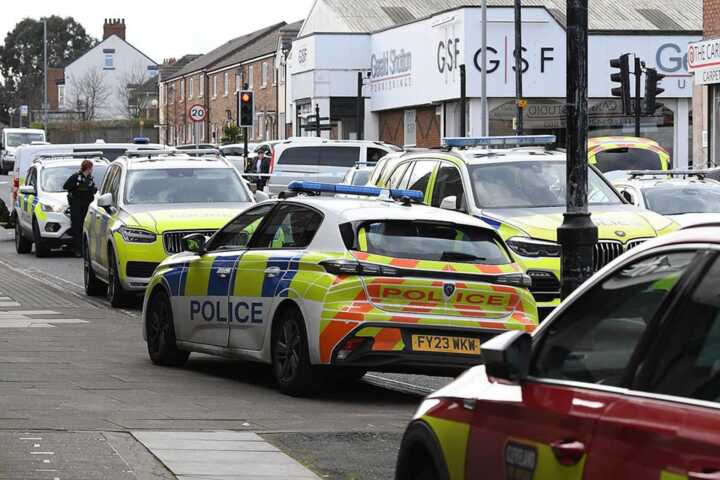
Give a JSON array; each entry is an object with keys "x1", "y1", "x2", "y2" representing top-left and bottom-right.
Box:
[{"x1": 557, "y1": 0, "x2": 598, "y2": 299}]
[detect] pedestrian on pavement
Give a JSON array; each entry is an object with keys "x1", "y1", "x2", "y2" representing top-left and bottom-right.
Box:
[
  {"x1": 254, "y1": 149, "x2": 271, "y2": 191},
  {"x1": 64, "y1": 160, "x2": 97, "y2": 257}
]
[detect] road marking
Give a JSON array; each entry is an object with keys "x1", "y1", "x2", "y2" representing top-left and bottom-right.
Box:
[
  {"x1": 0, "y1": 311, "x2": 88, "y2": 328},
  {"x1": 20, "y1": 437, "x2": 42, "y2": 440},
  {"x1": 31, "y1": 451, "x2": 54, "y2": 455}
]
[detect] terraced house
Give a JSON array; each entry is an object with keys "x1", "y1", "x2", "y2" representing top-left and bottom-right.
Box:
[{"x1": 158, "y1": 22, "x2": 300, "y2": 146}]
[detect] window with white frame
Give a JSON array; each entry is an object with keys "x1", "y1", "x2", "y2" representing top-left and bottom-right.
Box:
[
  {"x1": 58, "y1": 85, "x2": 65, "y2": 109},
  {"x1": 235, "y1": 73, "x2": 241, "y2": 92},
  {"x1": 248, "y1": 65, "x2": 254, "y2": 89},
  {"x1": 199, "y1": 77, "x2": 204, "y2": 98},
  {"x1": 199, "y1": 122, "x2": 205, "y2": 142},
  {"x1": 261, "y1": 62, "x2": 268, "y2": 88},
  {"x1": 104, "y1": 53, "x2": 114, "y2": 69},
  {"x1": 180, "y1": 80, "x2": 184, "y2": 101},
  {"x1": 224, "y1": 72, "x2": 229, "y2": 96},
  {"x1": 213, "y1": 75, "x2": 217, "y2": 98},
  {"x1": 187, "y1": 123, "x2": 192, "y2": 143},
  {"x1": 188, "y1": 78, "x2": 193, "y2": 99}
]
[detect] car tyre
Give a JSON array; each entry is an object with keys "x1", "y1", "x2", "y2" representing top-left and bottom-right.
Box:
[
  {"x1": 15, "y1": 220, "x2": 31, "y2": 254},
  {"x1": 83, "y1": 238, "x2": 106, "y2": 297},
  {"x1": 107, "y1": 248, "x2": 131, "y2": 308},
  {"x1": 395, "y1": 423, "x2": 450, "y2": 480},
  {"x1": 271, "y1": 306, "x2": 324, "y2": 396},
  {"x1": 32, "y1": 218, "x2": 50, "y2": 257},
  {"x1": 146, "y1": 289, "x2": 189, "y2": 367}
]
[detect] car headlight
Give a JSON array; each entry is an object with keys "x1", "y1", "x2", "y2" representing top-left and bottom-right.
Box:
[
  {"x1": 506, "y1": 237, "x2": 561, "y2": 258},
  {"x1": 40, "y1": 203, "x2": 66, "y2": 213},
  {"x1": 119, "y1": 226, "x2": 157, "y2": 243}
]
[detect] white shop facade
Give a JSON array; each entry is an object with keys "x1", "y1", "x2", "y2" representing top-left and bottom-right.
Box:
[{"x1": 287, "y1": 6, "x2": 700, "y2": 166}]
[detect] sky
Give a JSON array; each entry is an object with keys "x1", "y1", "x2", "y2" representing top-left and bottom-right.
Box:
[{"x1": 0, "y1": 0, "x2": 315, "y2": 62}]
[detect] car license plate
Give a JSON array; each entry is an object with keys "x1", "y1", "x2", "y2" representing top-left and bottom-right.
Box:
[
  {"x1": 505, "y1": 442, "x2": 537, "y2": 480},
  {"x1": 411, "y1": 334, "x2": 482, "y2": 354}
]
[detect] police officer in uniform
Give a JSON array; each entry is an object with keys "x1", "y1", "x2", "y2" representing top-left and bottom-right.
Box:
[{"x1": 63, "y1": 160, "x2": 97, "y2": 257}]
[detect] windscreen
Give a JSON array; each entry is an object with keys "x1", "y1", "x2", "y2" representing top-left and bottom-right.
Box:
[
  {"x1": 359, "y1": 221, "x2": 511, "y2": 265},
  {"x1": 350, "y1": 169, "x2": 371, "y2": 186},
  {"x1": 278, "y1": 146, "x2": 360, "y2": 168},
  {"x1": 644, "y1": 185, "x2": 720, "y2": 215},
  {"x1": 6, "y1": 132, "x2": 45, "y2": 147},
  {"x1": 469, "y1": 161, "x2": 622, "y2": 208},
  {"x1": 594, "y1": 147, "x2": 664, "y2": 172},
  {"x1": 124, "y1": 168, "x2": 249, "y2": 204},
  {"x1": 41, "y1": 164, "x2": 108, "y2": 193}
]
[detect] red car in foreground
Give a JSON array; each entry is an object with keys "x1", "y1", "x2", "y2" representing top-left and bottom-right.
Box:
[{"x1": 396, "y1": 225, "x2": 720, "y2": 480}]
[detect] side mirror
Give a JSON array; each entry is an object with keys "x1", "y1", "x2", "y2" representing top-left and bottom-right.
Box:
[
  {"x1": 254, "y1": 190, "x2": 269, "y2": 202},
  {"x1": 182, "y1": 233, "x2": 207, "y2": 254},
  {"x1": 620, "y1": 190, "x2": 634, "y2": 204},
  {"x1": 19, "y1": 185, "x2": 35, "y2": 195},
  {"x1": 482, "y1": 331, "x2": 532, "y2": 384},
  {"x1": 97, "y1": 193, "x2": 113, "y2": 208},
  {"x1": 440, "y1": 195, "x2": 458, "y2": 211}
]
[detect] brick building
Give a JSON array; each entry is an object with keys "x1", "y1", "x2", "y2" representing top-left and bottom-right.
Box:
[
  {"x1": 159, "y1": 23, "x2": 293, "y2": 145},
  {"x1": 690, "y1": 0, "x2": 720, "y2": 166}
]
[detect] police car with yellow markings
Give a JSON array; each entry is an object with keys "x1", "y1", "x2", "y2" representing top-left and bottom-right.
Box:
[
  {"x1": 83, "y1": 150, "x2": 255, "y2": 307},
  {"x1": 142, "y1": 182, "x2": 539, "y2": 396},
  {"x1": 15, "y1": 153, "x2": 109, "y2": 257},
  {"x1": 370, "y1": 135, "x2": 678, "y2": 317}
]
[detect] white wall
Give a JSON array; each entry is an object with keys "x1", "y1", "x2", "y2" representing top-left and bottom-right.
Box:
[{"x1": 63, "y1": 35, "x2": 157, "y2": 121}]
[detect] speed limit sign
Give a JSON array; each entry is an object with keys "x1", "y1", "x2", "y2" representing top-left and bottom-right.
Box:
[{"x1": 189, "y1": 104, "x2": 207, "y2": 123}]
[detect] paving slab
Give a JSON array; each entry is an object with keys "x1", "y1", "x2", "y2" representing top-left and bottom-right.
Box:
[{"x1": 132, "y1": 431, "x2": 321, "y2": 479}]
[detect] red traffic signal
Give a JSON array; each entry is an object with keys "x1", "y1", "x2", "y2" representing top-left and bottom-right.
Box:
[{"x1": 239, "y1": 90, "x2": 254, "y2": 128}]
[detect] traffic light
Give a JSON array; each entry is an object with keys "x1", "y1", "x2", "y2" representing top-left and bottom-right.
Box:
[
  {"x1": 610, "y1": 54, "x2": 631, "y2": 115},
  {"x1": 644, "y1": 68, "x2": 666, "y2": 114},
  {"x1": 239, "y1": 90, "x2": 254, "y2": 128}
]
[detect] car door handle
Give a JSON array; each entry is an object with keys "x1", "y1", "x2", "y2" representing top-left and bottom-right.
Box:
[
  {"x1": 264, "y1": 267, "x2": 281, "y2": 278},
  {"x1": 550, "y1": 440, "x2": 586, "y2": 466},
  {"x1": 689, "y1": 471, "x2": 720, "y2": 480}
]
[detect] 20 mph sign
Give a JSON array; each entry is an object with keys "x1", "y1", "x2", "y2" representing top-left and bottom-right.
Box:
[{"x1": 189, "y1": 104, "x2": 207, "y2": 122}]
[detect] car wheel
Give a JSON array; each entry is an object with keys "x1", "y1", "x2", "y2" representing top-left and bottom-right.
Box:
[
  {"x1": 107, "y1": 248, "x2": 130, "y2": 308},
  {"x1": 32, "y1": 218, "x2": 50, "y2": 257},
  {"x1": 15, "y1": 220, "x2": 31, "y2": 254},
  {"x1": 395, "y1": 423, "x2": 450, "y2": 480},
  {"x1": 271, "y1": 306, "x2": 323, "y2": 396},
  {"x1": 146, "y1": 289, "x2": 189, "y2": 367},
  {"x1": 83, "y1": 238, "x2": 106, "y2": 297}
]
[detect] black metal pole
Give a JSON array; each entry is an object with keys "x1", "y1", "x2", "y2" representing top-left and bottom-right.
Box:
[
  {"x1": 557, "y1": 0, "x2": 598, "y2": 300},
  {"x1": 514, "y1": 0, "x2": 524, "y2": 135},
  {"x1": 357, "y1": 72, "x2": 364, "y2": 140},
  {"x1": 634, "y1": 56, "x2": 642, "y2": 138},
  {"x1": 315, "y1": 103, "x2": 321, "y2": 138},
  {"x1": 460, "y1": 65, "x2": 467, "y2": 137}
]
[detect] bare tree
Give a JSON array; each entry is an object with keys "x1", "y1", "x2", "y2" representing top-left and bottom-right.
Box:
[
  {"x1": 117, "y1": 63, "x2": 154, "y2": 120},
  {"x1": 66, "y1": 67, "x2": 111, "y2": 120}
]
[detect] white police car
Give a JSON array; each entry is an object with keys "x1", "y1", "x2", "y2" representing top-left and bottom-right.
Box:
[
  {"x1": 142, "y1": 182, "x2": 539, "y2": 396},
  {"x1": 15, "y1": 154, "x2": 109, "y2": 257}
]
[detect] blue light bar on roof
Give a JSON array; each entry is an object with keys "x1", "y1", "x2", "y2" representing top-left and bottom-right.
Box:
[
  {"x1": 287, "y1": 181, "x2": 424, "y2": 201},
  {"x1": 443, "y1": 135, "x2": 557, "y2": 148}
]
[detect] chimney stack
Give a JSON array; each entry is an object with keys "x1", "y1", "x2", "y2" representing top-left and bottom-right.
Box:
[{"x1": 103, "y1": 18, "x2": 126, "y2": 40}]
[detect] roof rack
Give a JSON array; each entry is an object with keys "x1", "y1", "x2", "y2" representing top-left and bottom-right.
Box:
[
  {"x1": 443, "y1": 135, "x2": 557, "y2": 149},
  {"x1": 628, "y1": 170, "x2": 706, "y2": 179},
  {"x1": 287, "y1": 181, "x2": 424, "y2": 203},
  {"x1": 34, "y1": 151, "x2": 106, "y2": 162}
]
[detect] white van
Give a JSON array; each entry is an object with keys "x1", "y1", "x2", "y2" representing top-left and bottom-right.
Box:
[
  {"x1": 266, "y1": 138, "x2": 398, "y2": 194},
  {"x1": 0, "y1": 128, "x2": 47, "y2": 174}
]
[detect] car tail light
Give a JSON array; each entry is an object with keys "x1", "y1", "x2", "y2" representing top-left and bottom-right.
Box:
[
  {"x1": 12, "y1": 176, "x2": 19, "y2": 202},
  {"x1": 320, "y1": 259, "x2": 400, "y2": 277}
]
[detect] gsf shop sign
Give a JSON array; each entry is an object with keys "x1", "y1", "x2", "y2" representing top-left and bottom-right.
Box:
[{"x1": 436, "y1": 38, "x2": 556, "y2": 76}]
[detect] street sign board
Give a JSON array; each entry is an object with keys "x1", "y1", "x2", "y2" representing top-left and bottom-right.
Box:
[{"x1": 189, "y1": 104, "x2": 207, "y2": 123}]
